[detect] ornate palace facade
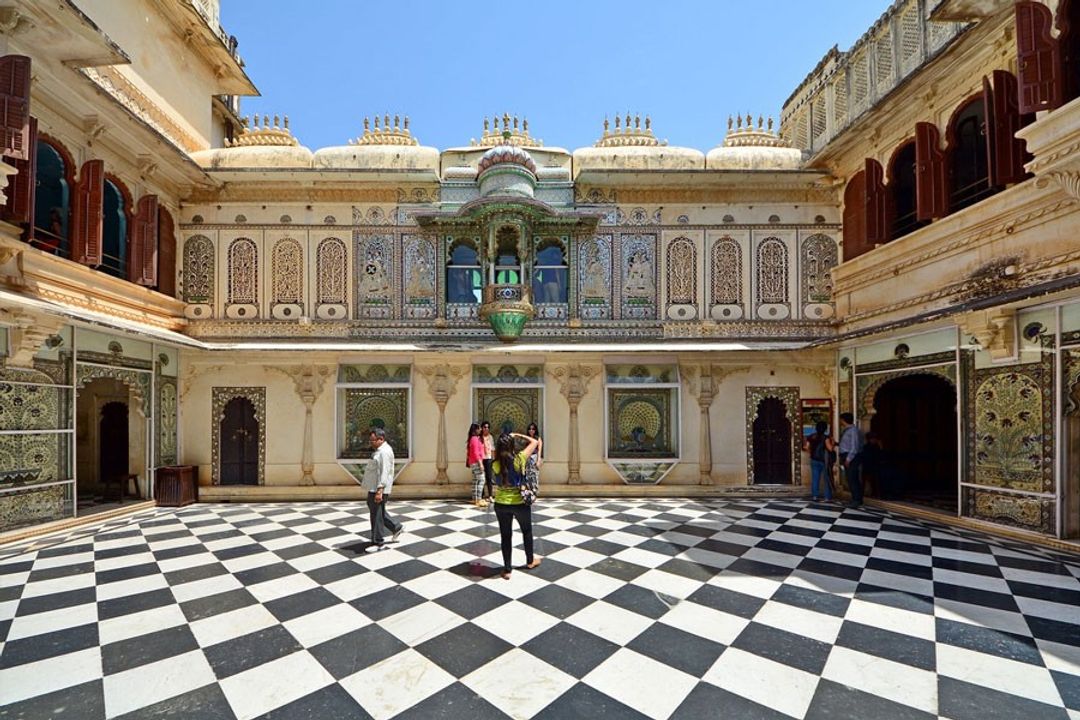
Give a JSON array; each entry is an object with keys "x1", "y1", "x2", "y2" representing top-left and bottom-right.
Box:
[{"x1": 0, "y1": 0, "x2": 1078, "y2": 542}]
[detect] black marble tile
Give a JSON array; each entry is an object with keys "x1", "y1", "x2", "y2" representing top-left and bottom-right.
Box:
[
  {"x1": 755, "y1": 538, "x2": 814, "y2": 557},
  {"x1": 98, "y1": 587, "x2": 176, "y2": 620},
  {"x1": 234, "y1": 562, "x2": 299, "y2": 587},
  {"x1": 628, "y1": 623, "x2": 725, "y2": 676},
  {"x1": 726, "y1": 558, "x2": 792, "y2": 580},
  {"x1": 204, "y1": 625, "x2": 303, "y2": 679},
  {"x1": 603, "y1": 584, "x2": 677, "y2": 619},
  {"x1": 272, "y1": 542, "x2": 327, "y2": 560},
  {"x1": 377, "y1": 559, "x2": 438, "y2": 585},
  {"x1": 265, "y1": 587, "x2": 340, "y2": 622},
  {"x1": 591, "y1": 558, "x2": 650, "y2": 584},
  {"x1": 163, "y1": 561, "x2": 227, "y2": 586},
  {"x1": 152, "y1": 544, "x2": 209, "y2": 561},
  {"x1": 937, "y1": 676, "x2": 1069, "y2": 720},
  {"x1": 797, "y1": 557, "x2": 865, "y2": 582},
  {"x1": 1007, "y1": 580, "x2": 1080, "y2": 606},
  {"x1": 212, "y1": 543, "x2": 265, "y2": 561},
  {"x1": 14, "y1": 587, "x2": 95, "y2": 616},
  {"x1": 395, "y1": 539, "x2": 447, "y2": 559},
  {"x1": 805, "y1": 679, "x2": 935, "y2": 720},
  {"x1": 670, "y1": 681, "x2": 789, "y2": 720},
  {"x1": 835, "y1": 621, "x2": 936, "y2": 671},
  {"x1": 865, "y1": 557, "x2": 934, "y2": 580},
  {"x1": 935, "y1": 618, "x2": 1042, "y2": 665},
  {"x1": 771, "y1": 583, "x2": 850, "y2": 617},
  {"x1": 102, "y1": 625, "x2": 199, "y2": 675},
  {"x1": 1052, "y1": 669, "x2": 1080, "y2": 711},
  {"x1": 349, "y1": 585, "x2": 425, "y2": 621},
  {"x1": 695, "y1": 538, "x2": 753, "y2": 557},
  {"x1": 519, "y1": 585, "x2": 595, "y2": 620},
  {"x1": 0, "y1": 623, "x2": 99, "y2": 668},
  {"x1": 95, "y1": 562, "x2": 160, "y2": 585},
  {"x1": 0, "y1": 679, "x2": 105, "y2": 720},
  {"x1": 533, "y1": 683, "x2": 649, "y2": 720},
  {"x1": 655, "y1": 558, "x2": 716, "y2": 583},
  {"x1": 434, "y1": 585, "x2": 508, "y2": 620},
  {"x1": 310, "y1": 625, "x2": 406, "y2": 679},
  {"x1": 932, "y1": 582, "x2": 1019, "y2": 612},
  {"x1": 179, "y1": 588, "x2": 257, "y2": 622},
  {"x1": 578, "y1": 538, "x2": 630, "y2": 557},
  {"x1": 115, "y1": 681, "x2": 237, "y2": 720},
  {"x1": 305, "y1": 560, "x2": 365, "y2": 585},
  {"x1": 521, "y1": 622, "x2": 619, "y2": 676},
  {"x1": 732, "y1": 622, "x2": 832, "y2": 675},
  {"x1": 247, "y1": 528, "x2": 294, "y2": 543},
  {"x1": 416, "y1": 624, "x2": 513, "y2": 677},
  {"x1": 397, "y1": 681, "x2": 507, "y2": 720},
  {"x1": 36, "y1": 543, "x2": 93, "y2": 559},
  {"x1": 254, "y1": 682, "x2": 368, "y2": 720},
  {"x1": 686, "y1": 584, "x2": 765, "y2": 619},
  {"x1": 93, "y1": 544, "x2": 150, "y2": 561},
  {"x1": 1026, "y1": 616, "x2": 1080, "y2": 648}
]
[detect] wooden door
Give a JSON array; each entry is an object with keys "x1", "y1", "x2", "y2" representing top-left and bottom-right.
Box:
[
  {"x1": 220, "y1": 397, "x2": 259, "y2": 485},
  {"x1": 753, "y1": 397, "x2": 792, "y2": 484}
]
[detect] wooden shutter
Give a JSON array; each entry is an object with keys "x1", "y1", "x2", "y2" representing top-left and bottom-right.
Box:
[
  {"x1": 990, "y1": 69, "x2": 1030, "y2": 186},
  {"x1": 72, "y1": 159, "x2": 104, "y2": 266},
  {"x1": 130, "y1": 194, "x2": 159, "y2": 285},
  {"x1": 157, "y1": 208, "x2": 176, "y2": 296},
  {"x1": 1016, "y1": 1, "x2": 1061, "y2": 113},
  {"x1": 2, "y1": 115, "x2": 35, "y2": 228},
  {"x1": 842, "y1": 171, "x2": 867, "y2": 260},
  {"x1": 0, "y1": 55, "x2": 30, "y2": 161},
  {"x1": 982, "y1": 75, "x2": 999, "y2": 188},
  {"x1": 864, "y1": 158, "x2": 889, "y2": 246},
  {"x1": 915, "y1": 121, "x2": 948, "y2": 220}
]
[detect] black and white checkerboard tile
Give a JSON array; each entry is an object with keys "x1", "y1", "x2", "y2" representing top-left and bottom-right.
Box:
[{"x1": 1, "y1": 498, "x2": 1079, "y2": 719}]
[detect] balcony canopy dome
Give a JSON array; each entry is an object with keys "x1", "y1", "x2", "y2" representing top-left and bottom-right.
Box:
[
  {"x1": 312, "y1": 114, "x2": 439, "y2": 172},
  {"x1": 572, "y1": 114, "x2": 705, "y2": 173},
  {"x1": 191, "y1": 114, "x2": 313, "y2": 169},
  {"x1": 477, "y1": 143, "x2": 538, "y2": 198},
  {"x1": 706, "y1": 115, "x2": 804, "y2": 170}
]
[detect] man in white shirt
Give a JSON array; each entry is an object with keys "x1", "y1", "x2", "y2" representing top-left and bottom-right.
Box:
[{"x1": 362, "y1": 428, "x2": 403, "y2": 547}]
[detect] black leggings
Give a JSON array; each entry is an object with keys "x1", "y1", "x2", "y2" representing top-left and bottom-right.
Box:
[{"x1": 494, "y1": 502, "x2": 533, "y2": 572}]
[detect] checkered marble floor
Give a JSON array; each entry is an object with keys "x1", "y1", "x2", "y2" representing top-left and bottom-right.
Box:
[{"x1": 1, "y1": 498, "x2": 1079, "y2": 720}]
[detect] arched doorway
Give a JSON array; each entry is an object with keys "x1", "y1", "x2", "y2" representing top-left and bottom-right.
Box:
[
  {"x1": 220, "y1": 396, "x2": 259, "y2": 485},
  {"x1": 753, "y1": 396, "x2": 792, "y2": 484},
  {"x1": 99, "y1": 401, "x2": 129, "y2": 499},
  {"x1": 870, "y1": 373, "x2": 958, "y2": 510},
  {"x1": 76, "y1": 375, "x2": 146, "y2": 508}
]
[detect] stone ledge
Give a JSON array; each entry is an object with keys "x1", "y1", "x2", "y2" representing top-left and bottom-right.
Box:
[{"x1": 0, "y1": 500, "x2": 156, "y2": 546}]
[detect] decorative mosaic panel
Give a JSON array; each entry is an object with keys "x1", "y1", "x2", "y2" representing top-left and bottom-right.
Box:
[
  {"x1": 0, "y1": 484, "x2": 66, "y2": 531},
  {"x1": 271, "y1": 238, "x2": 303, "y2": 306},
  {"x1": 801, "y1": 234, "x2": 838, "y2": 304},
  {"x1": 157, "y1": 378, "x2": 177, "y2": 466},
  {"x1": 962, "y1": 486, "x2": 1055, "y2": 535},
  {"x1": 76, "y1": 364, "x2": 151, "y2": 410},
  {"x1": 316, "y1": 238, "x2": 348, "y2": 305},
  {"x1": 474, "y1": 387, "x2": 542, "y2": 436},
  {"x1": 341, "y1": 388, "x2": 409, "y2": 459},
  {"x1": 227, "y1": 238, "x2": 258, "y2": 307},
  {"x1": 621, "y1": 234, "x2": 657, "y2": 319},
  {"x1": 969, "y1": 357, "x2": 1055, "y2": 494},
  {"x1": 610, "y1": 462, "x2": 676, "y2": 485},
  {"x1": 473, "y1": 365, "x2": 543, "y2": 384},
  {"x1": 182, "y1": 235, "x2": 214, "y2": 304},
  {"x1": 756, "y1": 238, "x2": 788, "y2": 305},
  {"x1": 403, "y1": 234, "x2": 436, "y2": 319},
  {"x1": 1065, "y1": 348, "x2": 1080, "y2": 415},
  {"x1": 355, "y1": 233, "x2": 394, "y2": 319},
  {"x1": 211, "y1": 387, "x2": 266, "y2": 485},
  {"x1": 339, "y1": 365, "x2": 411, "y2": 384},
  {"x1": 0, "y1": 433, "x2": 67, "y2": 486},
  {"x1": 666, "y1": 237, "x2": 696, "y2": 305},
  {"x1": 578, "y1": 234, "x2": 612, "y2": 320},
  {"x1": 605, "y1": 364, "x2": 677, "y2": 384},
  {"x1": 0, "y1": 383, "x2": 69, "y2": 431},
  {"x1": 744, "y1": 386, "x2": 801, "y2": 485},
  {"x1": 607, "y1": 388, "x2": 677, "y2": 459},
  {"x1": 710, "y1": 237, "x2": 742, "y2": 306},
  {"x1": 0, "y1": 357, "x2": 70, "y2": 386}
]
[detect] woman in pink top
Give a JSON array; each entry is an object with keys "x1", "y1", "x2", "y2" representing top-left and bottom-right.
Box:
[{"x1": 466, "y1": 423, "x2": 487, "y2": 507}]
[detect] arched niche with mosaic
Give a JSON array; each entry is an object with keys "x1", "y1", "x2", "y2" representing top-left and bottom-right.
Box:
[
  {"x1": 182, "y1": 235, "x2": 214, "y2": 311},
  {"x1": 533, "y1": 235, "x2": 570, "y2": 319},
  {"x1": 578, "y1": 234, "x2": 612, "y2": 320},
  {"x1": 339, "y1": 364, "x2": 411, "y2": 384},
  {"x1": 801, "y1": 233, "x2": 838, "y2": 320},
  {"x1": 755, "y1": 237, "x2": 789, "y2": 319},
  {"x1": 157, "y1": 378, "x2": 178, "y2": 466},
  {"x1": 211, "y1": 387, "x2": 266, "y2": 485},
  {"x1": 315, "y1": 237, "x2": 348, "y2": 320},
  {"x1": 354, "y1": 233, "x2": 395, "y2": 319},
  {"x1": 620, "y1": 233, "x2": 657, "y2": 320},
  {"x1": 857, "y1": 364, "x2": 957, "y2": 419},
  {"x1": 472, "y1": 365, "x2": 543, "y2": 384},
  {"x1": 270, "y1": 238, "x2": 304, "y2": 319},
  {"x1": 76, "y1": 364, "x2": 150, "y2": 412},
  {"x1": 341, "y1": 388, "x2": 409, "y2": 459},
  {"x1": 710, "y1": 237, "x2": 743, "y2": 317},
  {"x1": 665, "y1": 236, "x2": 697, "y2": 320},
  {"x1": 403, "y1": 234, "x2": 437, "y2": 319},
  {"x1": 607, "y1": 388, "x2": 677, "y2": 459},
  {"x1": 226, "y1": 238, "x2": 259, "y2": 319},
  {"x1": 1064, "y1": 347, "x2": 1080, "y2": 416},
  {"x1": 474, "y1": 387, "x2": 542, "y2": 437},
  {"x1": 744, "y1": 386, "x2": 801, "y2": 485}
]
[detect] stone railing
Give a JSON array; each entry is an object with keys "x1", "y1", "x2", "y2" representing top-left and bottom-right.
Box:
[{"x1": 779, "y1": 0, "x2": 967, "y2": 157}]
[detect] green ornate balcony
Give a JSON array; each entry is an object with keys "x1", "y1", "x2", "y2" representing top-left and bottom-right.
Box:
[{"x1": 479, "y1": 284, "x2": 534, "y2": 342}]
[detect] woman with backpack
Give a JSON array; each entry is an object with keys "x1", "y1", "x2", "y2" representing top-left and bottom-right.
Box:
[
  {"x1": 803, "y1": 420, "x2": 835, "y2": 502},
  {"x1": 466, "y1": 423, "x2": 487, "y2": 508},
  {"x1": 492, "y1": 431, "x2": 541, "y2": 579}
]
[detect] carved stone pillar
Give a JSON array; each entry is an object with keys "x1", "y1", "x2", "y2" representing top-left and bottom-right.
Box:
[
  {"x1": 548, "y1": 364, "x2": 599, "y2": 484},
  {"x1": 418, "y1": 364, "x2": 466, "y2": 483},
  {"x1": 683, "y1": 364, "x2": 750, "y2": 485},
  {"x1": 274, "y1": 365, "x2": 331, "y2": 485}
]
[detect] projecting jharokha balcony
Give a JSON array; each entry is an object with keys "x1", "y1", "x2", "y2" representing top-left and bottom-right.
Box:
[{"x1": 479, "y1": 283, "x2": 535, "y2": 342}]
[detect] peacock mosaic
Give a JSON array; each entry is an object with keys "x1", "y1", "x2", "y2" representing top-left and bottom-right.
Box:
[{"x1": 341, "y1": 388, "x2": 409, "y2": 459}]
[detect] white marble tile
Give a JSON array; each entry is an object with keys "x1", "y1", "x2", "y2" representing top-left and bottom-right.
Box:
[
  {"x1": 484, "y1": 570, "x2": 548, "y2": 600},
  {"x1": 20, "y1": 572, "x2": 96, "y2": 598},
  {"x1": 247, "y1": 573, "x2": 319, "y2": 603},
  {"x1": 742, "y1": 547, "x2": 805, "y2": 568},
  {"x1": 464, "y1": 648, "x2": 575, "y2": 720},
  {"x1": 754, "y1": 600, "x2": 844, "y2": 644},
  {"x1": 221, "y1": 650, "x2": 335, "y2": 720},
  {"x1": 858, "y1": 568, "x2": 934, "y2": 597},
  {"x1": 610, "y1": 546, "x2": 673, "y2": 569},
  {"x1": 933, "y1": 567, "x2": 1012, "y2": 593},
  {"x1": 1038, "y1": 639, "x2": 1080, "y2": 674},
  {"x1": 703, "y1": 647, "x2": 819, "y2": 718},
  {"x1": 710, "y1": 570, "x2": 782, "y2": 599},
  {"x1": 95, "y1": 573, "x2": 168, "y2": 601},
  {"x1": 632, "y1": 569, "x2": 704, "y2": 599},
  {"x1": 660, "y1": 601, "x2": 748, "y2": 645},
  {"x1": 98, "y1": 604, "x2": 187, "y2": 645},
  {"x1": 0, "y1": 647, "x2": 102, "y2": 705},
  {"x1": 31, "y1": 552, "x2": 94, "y2": 570},
  {"x1": 325, "y1": 571, "x2": 395, "y2": 603},
  {"x1": 937, "y1": 643, "x2": 1063, "y2": 706},
  {"x1": 342, "y1": 648, "x2": 456, "y2": 720},
  {"x1": 5, "y1": 602, "x2": 97, "y2": 640},
  {"x1": 378, "y1": 601, "x2": 465, "y2": 647},
  {"x1": 583, "y1": 647, "x2": 698, "y2": 719},
  {"x1": 219, "y1": 551, "x2": 281, "y2": 574},
  {"x1": 170, "y1": 573, "x2": 243, "y2": 603},
  {"x1": 103, "y1": 650, "x2": 217, "y2": 718},
  {"x1": 189, "y1": 604, "x2": 279, "y2": 647},
  {"x1": 286, "y1": 550, "x2": 343, "y2": 573},
  {"x1": 1000, "y1": 566, "x2": 1080, "y2": 590},
  {"x1": 566, "y1": 600, "x2": 654, "y2": 645},
  {"x1": 822, "y1": 646, "x2": 938, "y2": 714},
  {"x1": 557, "y1": 569, "x2": 625, "y2": 599},
  {"x1": 473, "y1": 600, "x2": 561, "y2": 646},
  {"x1": 155, "y1": 553, "x2": 218, "y2": 574},
  {"x1": 283, "y1": 602, "x2": 371, "y2": 648},
  {"x1": 845, "y1": 598, "x2": 935, "y2": 640},
  {"x1": 934, "y1": 598, "x2": 1032, "y2": 635}
]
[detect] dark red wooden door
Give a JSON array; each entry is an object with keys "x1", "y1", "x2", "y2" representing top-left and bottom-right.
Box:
[
  {"x1": 220, "y1": 397, "x2": 258, "y2": 485},
  {"x1": 753, "y1": 397, "x2": 792, "y2": 484}
]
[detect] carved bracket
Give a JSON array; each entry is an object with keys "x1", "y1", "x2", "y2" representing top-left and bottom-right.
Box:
[
  {"x1": 0, "y1": 309, "x2": 63, "y2": 368},
  {"x1": 417, "y1": 364, "x2": 467, "y2": 406},
  {"x1": 681, "y1": 364, "x2": 750, "y2": 405},
  {"x1": 547, "y1": 364, "x2": 600, "y2": 407},
  {"x1": 271, "y1": 364, "x2": 332, "y2": 405},
  {"x1": 962, "y1": 308, "x2": 1018, "y2": 362}
]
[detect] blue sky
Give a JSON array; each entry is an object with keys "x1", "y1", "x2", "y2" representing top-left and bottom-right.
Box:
[{"x1": 221, "y1": 1, "x2": 892, "y2": 152}]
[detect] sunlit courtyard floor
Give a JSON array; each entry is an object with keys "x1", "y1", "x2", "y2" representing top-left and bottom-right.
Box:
[{"x1": 1, "y1": 498, "x2": 1079, "y2": 719}]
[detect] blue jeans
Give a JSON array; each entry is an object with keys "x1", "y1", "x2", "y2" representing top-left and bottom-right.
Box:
[{"x1": 810, "y1": 459, "x2": 830, "y2": 500}]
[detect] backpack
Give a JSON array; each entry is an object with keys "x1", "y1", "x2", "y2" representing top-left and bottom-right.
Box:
[
  {"x1": 499, "y1": 461, "x2": 536, "y2": 506},
  {"x1": 810, "y1": 434, "x2": 828, "y2": 463}
]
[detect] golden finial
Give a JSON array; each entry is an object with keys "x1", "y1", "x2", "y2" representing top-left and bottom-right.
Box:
[
  {"x1": 404, "y1": 116, "x2": 410, "y2": 130},
  {"x1": 645, "y1": 116, "x2": 651, "y2": 131},
  {"x1": 614, "y1": 114, "x2": 621, "y2": 130},
  {"x1": 727, "y1": 115, "x2": 733, "y2": 131},
  {"x1": 483, "y1": 117, "x2": 489, "y2": 132}
]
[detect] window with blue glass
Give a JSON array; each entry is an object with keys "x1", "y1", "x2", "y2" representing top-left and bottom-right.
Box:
[
  {"x1": 533, "y1": 239, "x2": 568, "y2": 304},
  {"x1": 33, "y1": 140, "x2": 70, "y2": 257},
  {"x1": 101, "y1": 179, "x2": 128, "y2": 279},
  {"x1": 446, "y1": 240, "x2": 482, "y2": 303}
]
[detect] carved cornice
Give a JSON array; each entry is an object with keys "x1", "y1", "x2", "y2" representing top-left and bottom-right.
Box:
[
  {"x1": 664, "y1": 321, "x2": 833, "y2": 340},
  {"x1": 1050, "y1": 171, "x2": 1080, "y2": 202},
  {"x1": 575, "y1": 185, "x2": 835, "y2": 204},
  {"x1": 80, "y1": 66, "x2": 202, "y2": 153},
  {"x1": 184, "y1": 186, "x2": 408, "y2": 204}
]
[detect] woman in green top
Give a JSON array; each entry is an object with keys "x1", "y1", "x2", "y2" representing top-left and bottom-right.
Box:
[{"x1": 492, "y1": 431, "x2": 542, "y2": 579}]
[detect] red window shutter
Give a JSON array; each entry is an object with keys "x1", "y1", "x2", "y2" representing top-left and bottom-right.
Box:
[
  {"x1": 157, "y1": 208, "x2": 176, "y2": 297},
  {"x1": 864, "y1": 158, "x2": 888, "y2": 246},
  {"x1": 2, "y1": 115, "x2": 35, "y2": 228},
  {"x1": 130, "y1": 194, "x2": 159, "y2": 285},
  {"x1": 915, "y1": 122, "x2": 947, "y2": 220},
  {"x1": 982, "y1": 75, "x2": 1000, "y2": 188},
  {"x1": 1016, "y1": 1, "x2": 1061, "y2": 113},
  {"x1": 72, "y1": 159, "x2": 104, "y2": 266},
  {"x1": 991, "y1": 69, "x2": 1030, "y2": 186},
  {"x1": 0, "y1": 55, "x2": 31, "y2": 161},
  {"x1": 843, "y1": 171, "x2": 867, "y2": 260}
]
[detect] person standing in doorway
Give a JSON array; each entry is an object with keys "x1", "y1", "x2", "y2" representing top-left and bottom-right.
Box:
[
  {"x1": 480, "y1": 421, "x2": 495, "y2": 500},
  {"x1": 466, "y1": 423, "x2": 487, "y2": 508},
  {"x1": 838, "y1": 413, "x2": 866, "y2": 508},
  {"x1": 362, "y1": 428, "x2": 404, "y2": 547},
  {"x1": 492, "y1": 432, "x2": 542, "y2": 579},
  {"x1": 803, "y1": 420, "x2": 834, "y2": 501}
]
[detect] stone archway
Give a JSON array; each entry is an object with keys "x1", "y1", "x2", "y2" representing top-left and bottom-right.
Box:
[
  {"x1": 745, "y1": 386, "x2": 801, "y2": 485},
  {"x1": 212, "y1": 387, "x2": 266, "y2": 485},
  {"x1": 75, "y1": 366, "x2": 151, "y2": 502}
]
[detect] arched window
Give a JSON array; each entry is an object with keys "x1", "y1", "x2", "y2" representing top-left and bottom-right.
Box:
[
  {"x1": 948, "y1": 97, "x2": 992, "y2": 212},
  {"x1": 842, "y1": 171, "x2": 867, "y2": 261},
  {"x1": 494, "y1": 225, "x2": 521, "y2": 285},
  {"x1": 446, "y1": 239, "x2": 481, "y2": 303},
  {"x1": 32, "y1": 138, "x2": 73, "y2": 257},
  {"x1": 316, "y1": 237, "x2": 347, "y2": 305},
  {"x1": 802, "y1": 234, "x2": 838, "y2": 304},
  {"x1": 888, "y1": 141, "x2": 927, "y2": 239},
  {"x1": 533, "y1": 239, "x2": 567, "y2": 304},
  {"x1": 711, "y1": 237, "x2": 742, "y2": 305},
  {"x1": 183, "y1": 235, "x2": 213, "y2": 304},
  {"x1": 756, "y1": 238, "x2": 788, "y2": 305},
  {"x1": 666, "y1": 237, "x2": 696, "y2": 305},
  {"x1": 100, "y1": 177, "x2": 130, "y2": 279},
  {"x1": 271, "y1": 238, "x2": 303, "y2": 306},
  {"x1": 227, "y1": 238, "x2": 258, "y2": 306}
]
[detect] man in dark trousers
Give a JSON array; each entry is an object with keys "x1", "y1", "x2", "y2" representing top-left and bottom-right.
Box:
[
  {"x1": 838, "y1": 413, "x2": 866, "y2": 508},
  {"x1": 362, "y1": 428, "x2": 404, "y2": 548}
]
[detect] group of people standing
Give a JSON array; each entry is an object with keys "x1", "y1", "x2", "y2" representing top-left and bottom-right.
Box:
[
  {"x1": 803, "y1": 412, "x2": 866, "y2": 508},
  {"x1": 467, "y1": 421, "x2": 544, "y2": 578}
]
